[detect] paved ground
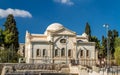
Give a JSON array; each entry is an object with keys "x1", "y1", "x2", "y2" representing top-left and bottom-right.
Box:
[{"x1": 79, "y1": 66, "x2": 120, "y2": 75}]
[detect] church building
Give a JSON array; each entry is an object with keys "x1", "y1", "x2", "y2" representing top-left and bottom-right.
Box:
[{"x1": 25, "y1": 23, "x2": 97, "y2": 65}]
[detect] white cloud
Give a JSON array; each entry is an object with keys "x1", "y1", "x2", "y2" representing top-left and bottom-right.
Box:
[
  {"x1": 54, "y1": 0, "x2": 74, "y2": 5},
  {"x1": 0, "y1": 8, "x2": 32, "y2": 18}
]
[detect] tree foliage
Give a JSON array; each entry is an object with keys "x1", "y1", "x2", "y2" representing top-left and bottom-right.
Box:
[
  {"x1": 3, "y1": 30, "x2": 14, "y2": 46},
  {"x1": 0, "y1": 14, "x2": 20, "y2": 63},
  {"x1": 4, "y1": 14, "x2": 19, "y2": 51},
  {"x1": 114, "y1": 37, "x2": 120, "y2": 65},
  {"x1": 91, "y1": 36, "x2": 100, "y2": 49},
  {"x1": 0, "y1": 49, "x2": 21, "y2": 63},
  {"x1": 0, "y1": 28, "x2": 4, "y2": 46},
  {"x1": 99, "y1": 36, "x2": 107, "y2": 58},
  {"x1": 100, "y1": 30, "x2": 119, "y2": 58},
  {"x1": 108, "y1": 30, "x2": 118, "y2": 58},
  {"x1": 114, "y1": 37, "x2": 120, "y2": 47}
]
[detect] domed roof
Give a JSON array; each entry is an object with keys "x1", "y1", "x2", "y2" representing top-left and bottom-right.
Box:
[
  {"x1": 46, "y1": 23, "x2": 64, "y2": 31},
  {"x1": 82, "y1": 33, "x2": 88, "y2": 37}
]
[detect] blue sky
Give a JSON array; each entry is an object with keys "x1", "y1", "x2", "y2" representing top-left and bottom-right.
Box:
[{"x1": 0, "y1": 0, "x2": 120, "y2": 43}]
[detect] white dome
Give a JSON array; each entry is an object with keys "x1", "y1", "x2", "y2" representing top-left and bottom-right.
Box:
[
  {"x1": 82, "y1": 33, "x2": 88, "y2": 37},
  {"x1": 46, "y1": 23, "x2": 64, "y2": 31}
]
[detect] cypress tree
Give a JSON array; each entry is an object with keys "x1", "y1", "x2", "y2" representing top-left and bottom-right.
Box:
[
  {"x1": 4, "y1": 14, "x2": 19, "y2": 52},
  {"x1": 85, "y1": 22, "x2": 91, "y2": 41}
]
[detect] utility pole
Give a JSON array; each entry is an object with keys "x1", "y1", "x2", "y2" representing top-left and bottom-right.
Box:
[{"x1": 103, "y1": 24, "x2": 109, "y2": 74}]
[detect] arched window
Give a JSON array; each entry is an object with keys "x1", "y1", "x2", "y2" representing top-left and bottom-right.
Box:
[
  {"x1": 68, "y1": 49, "x2": 71, "y2": 57},
  {"x1": 55, "y1": 49, "x2": 58, "y2": 57},
  {"x1": 36, "y1": 49, "x2": 39, "y2": 56},
  {"x1": 60, "y1": 39, "x2": 66, "y2": 43},
  {"x1": 43, "y1": 49, "x2": 46, "y2": 57},
  {"x1": 61, "y1": 48, "x2": 65, "y2": 56},
  {"x1": 39, "y1": 50, "x2": 41, "y2": 56},
  {"x1": 86, "y1": 50, "x2": 89, "y2": 57},
  {"x1": 80, "y1": 50, "x2": 83, "y2": 57}
]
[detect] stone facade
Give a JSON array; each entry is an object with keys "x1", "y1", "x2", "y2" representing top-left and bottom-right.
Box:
[
  {"x1": 18, "y1": 43, "x2": 25, "y2": 57},
  {"x1": 25, "y1": 23, "x2": 96, "y2": 65}
]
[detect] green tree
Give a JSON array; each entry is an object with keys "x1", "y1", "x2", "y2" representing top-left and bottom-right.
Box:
[
  {"x1": 108, "y1": 30, "x2": 119, "y2": 58},
  {"x1": 4, "y1": 14, "x2": 19, "y2": 52},
  {"x1": 85, "y1": 22, "x2": 91, "y2": 41},
  {"x1": 114, "y1": 37, "x2": 120, "y2": 65},
  {"x1": 0, "y1": 28, "x2": 4, "y2": 46},
  {"x1": 108, "y1": 30, "x2": 114, "y2": 58},
  {"x1": 91, "y1": 36, "x2": 100, "y2": 49},
  {"x1": 0, "y1": 49, "x2": 20, "y2": 63},
  {"x1": 91, "y1": 36, "x2": 101, "y2": 59},
  {"x1": 113, "y1": 29, "x2": 119, "y2": 38},
  {"x1": 3, "y1": 30, "x2": 14, "y2": 48},
  {"x1": 112, "y1": 30, "x2": 119, "y2": 57},
  {"x1": 100, "y1": 36, "x2": 107, "y2": 57},
  {"x1": 101, "y1": 30, "x2": 119, "y2": 59},
  {"x1": 0, "y1": 49, "x2": 8, "y2": 63},
  {"x1": 0, "y1": 14, "x2": 20, "y2": 63}
]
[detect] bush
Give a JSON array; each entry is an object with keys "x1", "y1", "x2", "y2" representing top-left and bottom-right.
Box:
[{"x1": 114, "y1": 47, "x2": 120, "y2": 65}]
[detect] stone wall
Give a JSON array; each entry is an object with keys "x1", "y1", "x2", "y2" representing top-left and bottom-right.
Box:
[
  {"x1": 0, "y1": 64, "x2": 4, "y2": 75},
  {"x1": 0, "y1": 63, "x2": 69, "y2": 75}
]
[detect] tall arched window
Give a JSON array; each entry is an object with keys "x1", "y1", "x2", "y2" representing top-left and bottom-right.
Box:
[
  {"x1": 43, "y1": 49, "x2": 46, "y2": 57},
  {"x1": 61, "y1": 48, "x2": 65, "y2": 56},
  {"x1": 68, "y1": 49, "x2": 71, "y2": 57},
  {"x1": 55, "y1": 49, "x2": 58, "y2": 57},
  {"x1": 39, "y1": 50, "x2": 41, "y2": 56},
  {"x1": 80, "y1": 50, "x2": 83, "y2": 57},
  {"x1": 86, "y1": 50, "x2": 89, "y2": 57}
]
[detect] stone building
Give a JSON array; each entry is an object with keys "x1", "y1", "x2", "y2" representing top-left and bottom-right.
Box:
[
  {"x1": 18, "y1": 43, "x2": 25, "y2": 57},
  {"x1": 25, "y1": 23, "x2": 97, "y2": 65}
]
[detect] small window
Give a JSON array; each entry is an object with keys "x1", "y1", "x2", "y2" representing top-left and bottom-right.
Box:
[
  {"x1": 60, "y1": 39, "x2": 66, "y2": 43},
  {"x1": 86, "y1": 50, "x2": 89, "y2": 57},
  {"x1": 55, "y1": 49, "x2": 58, "y2": 57},
  {"x1": 36, "y1": 49, "x2": 40, "y2": 56},
  {"x1": 43, "y1": 49, "x2": 46, "y2": 57},
  {"x1": 68, "y1": 49, "x2": 72, "y2": 57},
  {"x1": 80, "y1": 50, "x2": 83, "y2": 57}
]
